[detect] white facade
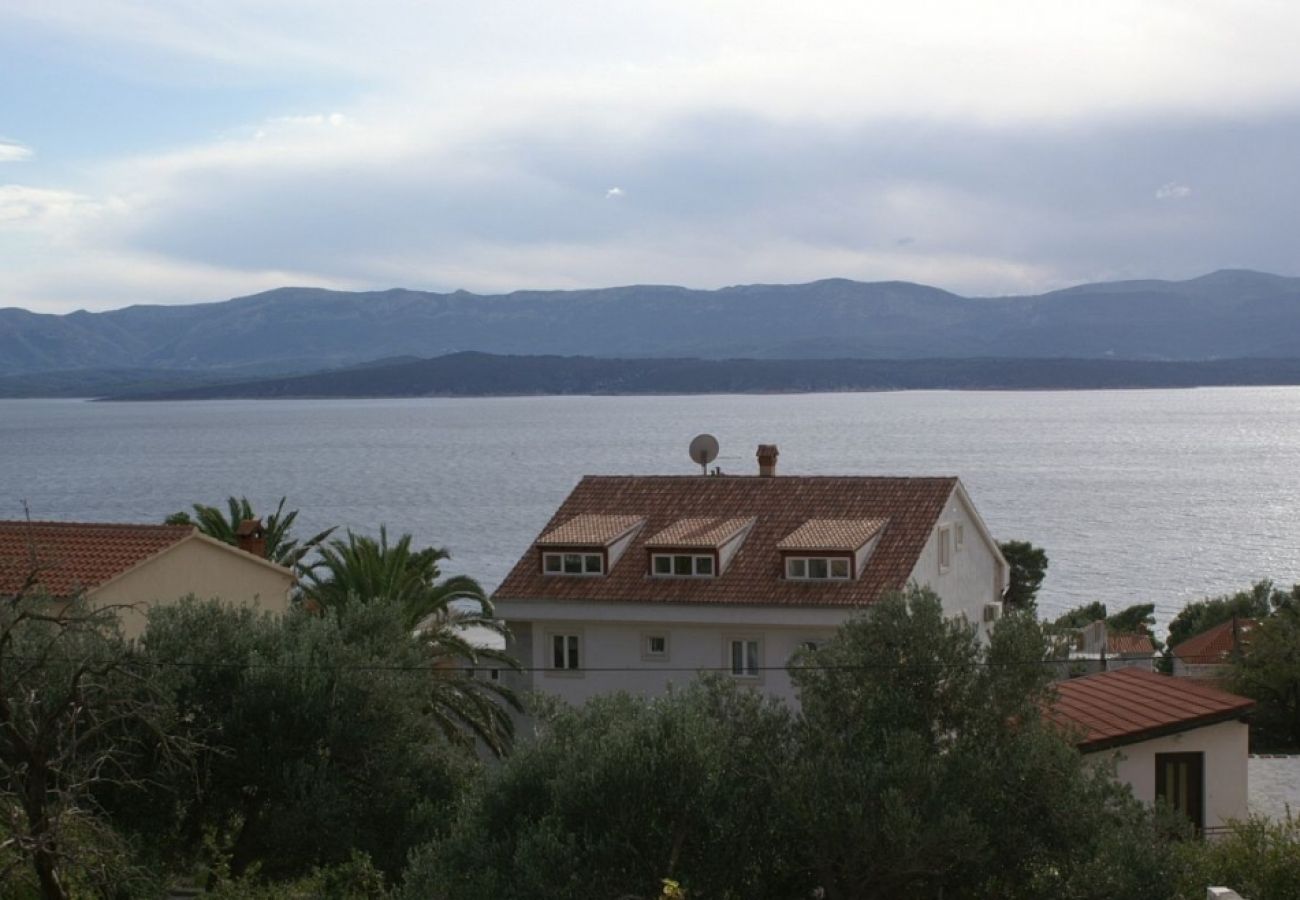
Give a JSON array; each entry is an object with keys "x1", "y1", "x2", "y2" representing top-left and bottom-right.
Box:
[
  {"x1": 906, "y1": 482, "x2": 1005, "y2": 639},
  {"x1": 497, "y1": 482, "x2": 1007, "y2": 707},
  {"x1": 1088, "y1": 720, "x2": 1250, "y2": 832}
]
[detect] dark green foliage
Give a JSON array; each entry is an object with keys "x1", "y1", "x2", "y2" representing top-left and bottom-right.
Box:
[
  {"x1": 0, "y1": 596, "x2": 187, "y2": 900},
  {"x1": 999, "y1": 541, "x2": 1049, "y2": 613},
  {"x1": 405, "y1": 589, "x2": 1185, "y2": 900},
  {"x1": 1105, "y1": 602, "x2": 1156, "y2": 636},
  {"x1": 115, "y1": 599, "x2": 479, "y2": 882},
  {"x1": 1172, "y1": 815, "x2": 1300, "y2": 899},
  {"x1": 1054, "y1": 601, "x2": 1108, "y2": 629},
  {"x1": 787, "y1": 591, "x2": 1173, "y2": 900},
  {"x1": 1232, "y1": 598, "x2": 1300, "y2": 750},
  {"x1": 300, "y1": 527, "x2": 519, "y2": 755},
  {"x1": 1167, "y1": 580, "x2": 1280, "y2": 650},
  {"x1": 399, "y1": 679, "x2": 806, "y2": 900}
]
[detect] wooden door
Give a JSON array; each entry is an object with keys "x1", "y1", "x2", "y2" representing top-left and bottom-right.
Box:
[{"x1": 1155, "y1": 752, "x2": 1205, "y2": 832}]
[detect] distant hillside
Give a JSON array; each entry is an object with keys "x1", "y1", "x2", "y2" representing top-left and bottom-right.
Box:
[
  {"x1": 105, "y1": 353, "x2": 1300, "y2": 400},
  {"x1": 6, "y1": 270, "x2": 1300, "y2": 377}
]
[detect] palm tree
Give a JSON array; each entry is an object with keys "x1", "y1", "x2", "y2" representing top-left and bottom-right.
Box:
[
  {"x1": 302, "y1": 527, "x2": 522, "y2": 755},
  {"x1": 165, "y1": 496, "x2": 335, "y2": 573}
]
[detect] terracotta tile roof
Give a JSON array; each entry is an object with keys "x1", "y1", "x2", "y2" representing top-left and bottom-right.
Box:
[
  {"x1": 536, "y1": 514, "x2": 645, "y2": 547},
  {"x1": 495, "y1": 475, "x2": 958, "y2": 608},
  {"x1": 776, "y1": 518, "x2": 888, "y2": 552},
  {"x1": 1108, "y1": 632, "x2": 1156, "y2": 656},
  {"x1": 1049, "y1": 668, "x2": 1255, "y2": 752},
  {"x1": 0, "y1": 520, "x2": 195, "y2": 599},
  {"x1": 645, "y1": 517, "x2": 754, "y2": 549},
  {"x1": 1171, "y1": 618, "x2": 1257, "y2": 665}
]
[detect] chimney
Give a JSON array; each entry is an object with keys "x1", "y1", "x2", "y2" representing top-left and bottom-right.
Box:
[
  {"x1": 756, "y1": 444, "x2": 779, "y2": 477},
  {"x1": 235, "y1": 518, "x2": 268, "y2": 559}
]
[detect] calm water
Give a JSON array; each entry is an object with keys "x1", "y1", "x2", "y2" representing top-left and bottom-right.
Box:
[{"x1": 3, "y1": 389, "x2": 1300, "y2": 631}]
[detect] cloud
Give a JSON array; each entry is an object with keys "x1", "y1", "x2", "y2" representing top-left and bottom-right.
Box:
[
  {"x1": 7, "y1": 3, "x2": 1300, "y2": 311},
  {"x1": 0, "y1": 185, "x2": 96, "y2": 226},
  {"x1": 0, "y1": 140, "x2": 33, "y2": 162}
]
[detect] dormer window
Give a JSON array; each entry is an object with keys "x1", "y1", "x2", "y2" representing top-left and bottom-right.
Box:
[
  {"x1": 785, "y1": 556, "x2": 851, "y2": 580},
  {"x1": 643, "y1": 516, "x2": 754, "y2": 579},
  {"x1": 543, "y1": 552, "x2": 604, "y2": 575},
  {"x1": 651, "y1": 553, "x2": 715, "y2": 577},
  {"x1": 536, "y1": 514, "x2": 644, "y2": 577},
  {"x1": 777, "y1": 518, "x2": 888, "y2": 582}
]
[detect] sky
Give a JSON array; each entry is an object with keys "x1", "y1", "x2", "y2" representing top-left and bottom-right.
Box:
[{"x1": 4, "y1": 1, "x2": 1300, "y2": 313}]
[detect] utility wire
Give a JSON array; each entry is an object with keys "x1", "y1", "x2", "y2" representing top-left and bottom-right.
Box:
[{"x1": 0, "y1": 654, "x2": 1111, "y2": 676}]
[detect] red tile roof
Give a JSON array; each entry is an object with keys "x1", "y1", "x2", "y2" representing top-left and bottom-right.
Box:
[
  {"x1": 644, "y1": 517, "x2": 754, "y2": 549},
  {"x1": 0, "y1": 520, "x2": 195, "y2": 599},
  {"x1": 1171, "y1": 618, "x2": 1257, "y2": 665},
  {"x1": 536, "y1": 514, "x2": 645, "y2": 547},
  {"x1": 1107, "y1": 632, "x2": 1156, "y2": 656},
  {"x1": 494, "y1": 475, "x2": 958, "y2": 607},
  {"x1": 776, "y1": 517, "x2": 888, "y2": 552},
  {"x1": 1049, "y1": 668, "x2": 1255, "y2": 752}
]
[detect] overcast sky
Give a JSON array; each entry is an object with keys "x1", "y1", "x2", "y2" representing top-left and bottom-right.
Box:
[{"x1": 4, "y1": 1, "x2": 1300, "y2": 313}]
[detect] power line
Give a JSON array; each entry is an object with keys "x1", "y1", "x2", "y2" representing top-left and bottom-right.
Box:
[{"x1": 1, "y1": 653, "x2": 1108, "y2": 676}]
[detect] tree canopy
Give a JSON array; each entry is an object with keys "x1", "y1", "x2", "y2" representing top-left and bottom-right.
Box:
[
  {"x1": 1167, "y1": 580, "x2": 1280, "y2": 650},
  {"x1": 998, "y1": 540, "x2": 1048, "y2": 612}
]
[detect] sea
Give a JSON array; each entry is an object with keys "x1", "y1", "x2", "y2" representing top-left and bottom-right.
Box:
[{"x1": 4, "y1": 388, "x2": 1300, "y2": 633}]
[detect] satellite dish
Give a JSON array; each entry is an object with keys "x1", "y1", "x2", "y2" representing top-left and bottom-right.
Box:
[{"x1": 688, "y1": 434, "x2": 720, "y2": 474}]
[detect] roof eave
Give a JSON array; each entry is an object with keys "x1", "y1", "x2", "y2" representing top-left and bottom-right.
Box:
[{"x1": 1076, "y1": 706, "x2": 1256, "y2": 753}]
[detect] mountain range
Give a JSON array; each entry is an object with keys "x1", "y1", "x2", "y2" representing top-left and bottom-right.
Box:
[{"x1": 5, "y1": 269, "x2": 1300, "y2": 396}]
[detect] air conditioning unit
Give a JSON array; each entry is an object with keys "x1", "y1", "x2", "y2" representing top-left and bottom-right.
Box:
[{"x1": 982, "y1": 602, "x2": 1003, "y2": 623}]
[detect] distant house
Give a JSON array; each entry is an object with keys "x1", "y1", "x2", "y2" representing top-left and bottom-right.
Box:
[
  {"x1": 1052, "y1": 620, "x2": 1156, "y2": 675},
  {"x1": 1171, "y1": 617, "x2": 1256, "y2": 680},
  {"x1": 1050, "y1": 668, "x2": 1255, "y2": 833},
  {"x1": 0, "y1": 520, "x2": 295, "y2": 637},
  {"x1": 492, "y1": 444, "x2": 1008, "y2": 706}
]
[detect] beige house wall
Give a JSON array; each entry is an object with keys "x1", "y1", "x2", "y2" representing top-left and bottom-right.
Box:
[
  {"x1": 1088, "y1": 719, "x2": 1250, "y2": 831},
  {"x1": 89, "y1": 538, "x2": 293, "y2": 639}
]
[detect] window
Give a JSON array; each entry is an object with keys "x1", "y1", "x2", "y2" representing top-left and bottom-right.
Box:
[
  {"x1": 642, "y1": 633, "x2": 670, "y2": 661},
  {"x1": 728, "y1": 638, "x2": 761, "y2": 678},
  {"x1": 785, "y1": 556, "x2": 851, "y2": 580},
  {"x1": 651, "y1": 553, "x2": 715, "y2": 577},
  {"x1": 955, "y1": 523, "x2": 965, "y2": 551},
  {"x1": 550, "y1": 633, "x2": 581, "y2": 670},
  {"x1": 542, "y1": 551, "x2": 603, "y2": 576},
  {"x1": 938, "y1": 526, "x2": 952, "y2": 573}
]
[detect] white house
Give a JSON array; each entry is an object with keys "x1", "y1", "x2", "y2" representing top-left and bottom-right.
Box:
[
  {"x1": 492, "y1": 444, "x2": 1009, "y2": 706},
  {"x1": 1050, "y1": 668, "x2": 1255, "y2": 834},
  {"x1": 0, "y1": 519, "x2": 295, "y2": 638}
]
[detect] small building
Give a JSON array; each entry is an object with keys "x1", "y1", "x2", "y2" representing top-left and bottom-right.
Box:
[
  {"x1": 1171, "y1": 617, "x2": 1256, "y2": 680},
  {"x1": 0, "y1": 520, "x2": 295, "y2": 637},
  {"x1": 1052, "y1": 620, "x2": 1156, "y2": 675},
  {"x1": 1050, "y1": 668, "x2": 1255, "y2": 834},
  {"x1": 493, "y1": 444, "x2": 1008, "y2": 706}
]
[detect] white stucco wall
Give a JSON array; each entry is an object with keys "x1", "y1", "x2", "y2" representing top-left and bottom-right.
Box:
[
  {"x1": 497, "y1": 600, "x2": 853, "y2": 706},
  {"x1": 908, "y1": 485, "x2": 1005, "y2": 635},
  {"x1": 90, "y1": 537, "x2": 294, "y2": 638},
  {"x1": 1088, "y1": 720, "x2": 1250, "y2": 831}
]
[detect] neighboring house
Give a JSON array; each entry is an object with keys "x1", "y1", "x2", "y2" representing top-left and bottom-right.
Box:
[
  {"x1": 492, "y1": 444, "x2": 1008, "y2": 706},
  {"x1": 1171, "y1": 617, "x2": 1256, "y2": 680},
  {"x1": 0, "y1": 520, "x2": 295, "y2": 638},
  {"x1": 1051, "y1": 620, "x2": 1156, "y2": 675},
  {"x1": 1050, "y1": 668, "x2": 1255, "y2": 834}
]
